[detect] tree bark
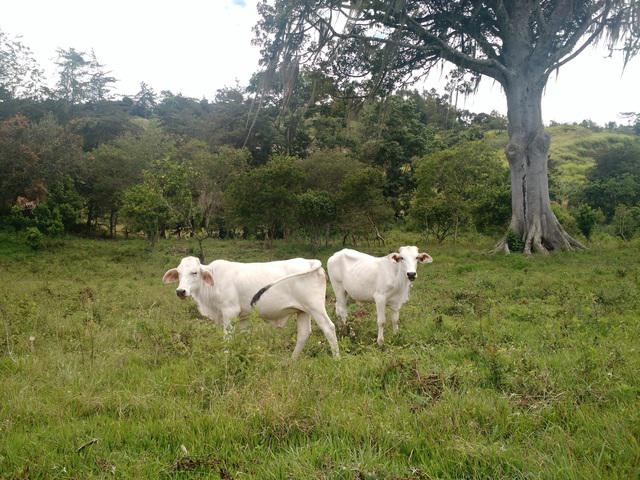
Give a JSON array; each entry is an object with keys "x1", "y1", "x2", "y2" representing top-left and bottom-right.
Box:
[{"x1": 497, "y1": 76, "x2": 583, "y2": 254}]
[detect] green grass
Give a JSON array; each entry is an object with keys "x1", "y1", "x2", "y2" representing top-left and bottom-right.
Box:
[{"x1": 1, "y1": 233, "x2": 640, "y2": 479}]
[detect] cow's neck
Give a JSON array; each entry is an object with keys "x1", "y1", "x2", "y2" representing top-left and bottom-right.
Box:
[
  {"x1": 392, "y1": 262, "x2": 410, "y2": 291},
  {"x1": 192, "y1": 285, "x2": 222, "y2": 323}
]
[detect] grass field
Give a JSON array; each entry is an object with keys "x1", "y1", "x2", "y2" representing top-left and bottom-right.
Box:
[{"x1": 1, "y1": 232, "x2": 639, "y2": 479}]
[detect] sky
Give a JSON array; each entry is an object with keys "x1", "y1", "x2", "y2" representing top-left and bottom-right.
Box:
[{"x1": 2, "y1": 0, "x2": 639, "y2": 126}]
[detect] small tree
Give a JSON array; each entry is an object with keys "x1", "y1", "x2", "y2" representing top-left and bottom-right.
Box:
[
  {"x1": 412, "y1": 141, "x2": 509, "y2": 242},
  {"x1": 185, "y1": 143, "x2": 250, "y2": 236},
  {"x1": 612, "y1": 204, "x2": 640, "y2": 240},
  {"x1": 297, "y1": 190, "x2": 336, "y2": 247},
  {"x1": 575, "y1": 204, "x2": 599, "y2": 239},
  {"x1": 120, "y1": 183, "x2": 170, "y2": 246},
  {"x1": 337, "y1": 167, "x2": 393, "y2": 244},
  {"x1": 227, "y1": 155, "x2": 306, "y2": 242}
]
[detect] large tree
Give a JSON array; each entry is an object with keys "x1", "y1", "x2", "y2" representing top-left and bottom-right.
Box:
[
  {"x1": 254, "y1": 0, "x2": 640, "y2": 253},
  {"x1": 0, "y1": 29, "x2": 44, "y2": 101}
]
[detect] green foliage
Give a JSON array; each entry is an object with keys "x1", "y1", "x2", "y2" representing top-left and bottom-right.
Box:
[
  {"x1": 612, "y1": 204, "x2": 640, "y2": 240},
  {"x1": 581, "y1": 137, "x2": 640, "y2": 218},
  {"x1": 337, "y1": 167, "x2": 394, "y2": 239},
  {"x1": 24, "y1": 226, "x2": 43, "y2": 249},
  {"x1": 296, "y1": 190, "x2": 336, "y2": 246},
  {"x1": 227, "y1": 155, "x2": 306, "y2": 239},
  {"x1": 2, "y1": 27, "x2": 640, "y2": 248},
  {"x1": 575, "y1": 204, "x2": 599, "y2": 239},
  {"x1": 505, "y1": 229, "x2": 524, "y2": 252},
  {"x1": 412, "y1": 141, "x2": 509, "y2": 242},
  {"x1": 185, "y1": 143, "x2": 250, "y2": 235},
  {"x1": 0, "y1": 114, "x2": 83, "y2": 211},
  {"x1": 120, "y1": 183, "x2": 170, "y2": 246}
]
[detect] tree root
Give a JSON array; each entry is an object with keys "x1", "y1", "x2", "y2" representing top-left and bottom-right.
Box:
[
  {"x1": 493, "y1": 215, "x2": 585, "y2": 256},
  {"x1": 491, "y1": 238, "x2": 510, "y2": 254}
]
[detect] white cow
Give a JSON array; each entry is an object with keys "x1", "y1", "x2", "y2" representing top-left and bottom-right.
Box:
[
  {"x1": 162, "y1": 256, "x2": 339, "y2": 358},
  {"x1": 327, "y1": 246, "x2": 433, "y2": 346}
]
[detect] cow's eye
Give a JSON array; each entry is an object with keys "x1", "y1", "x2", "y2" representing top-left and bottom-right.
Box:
[{"x1": 192, "y1": 272, "x2": 198, "y2": 276}]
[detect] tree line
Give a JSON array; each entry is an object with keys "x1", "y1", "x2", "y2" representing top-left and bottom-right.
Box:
[{"x1": 1, "y1": 28, "x2": 639, "y2": 250}]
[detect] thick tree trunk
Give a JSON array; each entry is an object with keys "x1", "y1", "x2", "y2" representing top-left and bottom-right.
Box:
[{"x1": 495, "y1": 77, "x2": 583, "y2": 254}]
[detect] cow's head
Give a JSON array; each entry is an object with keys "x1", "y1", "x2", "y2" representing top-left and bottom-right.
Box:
[
  {"x1": 389, "y1": 245, "x2": 433, "y2": 282},
  {"x1": 162, "y1": 256, "x2": 213, "y2": 299}
]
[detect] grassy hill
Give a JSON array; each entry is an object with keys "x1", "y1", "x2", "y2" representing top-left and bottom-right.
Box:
[
  {"x1": 1, "y1": 233, "x2": 639, "y2": 478},
  {"x1": 484, "y1": 125, "x2": 638, "y2": 203}
]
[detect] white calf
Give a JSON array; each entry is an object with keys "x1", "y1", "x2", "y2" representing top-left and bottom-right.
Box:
[
  {"x1": 162, "y1": 256, "x2": 339, "y2": 358},
  {"x1": 327, "y1": 246, "x2": 433, "y2": 345}
]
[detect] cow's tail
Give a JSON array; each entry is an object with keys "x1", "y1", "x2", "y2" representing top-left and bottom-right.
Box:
[{"x1": 250, "y1": 260, "x2": 323, "y2": 307}]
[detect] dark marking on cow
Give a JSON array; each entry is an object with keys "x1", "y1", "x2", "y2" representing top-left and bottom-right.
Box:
[{"x1": 251, "y1": 284, "x2": 273, "y2": 306}]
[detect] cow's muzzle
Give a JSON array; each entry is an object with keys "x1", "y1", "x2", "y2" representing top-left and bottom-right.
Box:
[
  {"x1": 176, "y1": 289, "x2": 187, "y2": 299},
  {"x1": 407, "y1": 272, "x2": 417, "y2": 281}
]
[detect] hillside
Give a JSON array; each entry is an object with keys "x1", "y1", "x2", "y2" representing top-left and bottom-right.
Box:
[{"x1": 484, "y1": 125, "x2": 638, "y2": 203}]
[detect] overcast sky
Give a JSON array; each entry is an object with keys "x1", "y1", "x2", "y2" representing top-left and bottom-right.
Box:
[{"x1": 3, "y1": 0, "x2": 639, "y2": 125}]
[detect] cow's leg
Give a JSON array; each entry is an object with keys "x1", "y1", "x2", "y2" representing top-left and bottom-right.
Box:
[
  {"x1": 292, "y1": 312, "x2": 312, "y2": 359},
  {"x1": 221, "y1": 307, "x2": 241, "y2": 341},
  {"x1": 332, "y1": 281, "x2": 349, "y2": 325},
  {"x1": 309, "y1": 309, "x2": 340, "y2": 358},
  {"x1": 374, "y1": 294, "x2": 387, "y2": 346},
  {"x1": 390, "y1": 303, "x2": 401, "y2": 333}
]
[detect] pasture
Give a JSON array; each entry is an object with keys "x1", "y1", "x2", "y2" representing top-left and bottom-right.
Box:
[{"x1": 1, "y1": 233, "x2": 639, "y2": 479}]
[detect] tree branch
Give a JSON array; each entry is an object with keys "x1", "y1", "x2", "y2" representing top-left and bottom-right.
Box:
[
  {"x1": 545, "y1": 1, "x2": 613, "y2": 73},
  {"x1": 399, "y1": 15, "x2": 511, "y2": 83}
]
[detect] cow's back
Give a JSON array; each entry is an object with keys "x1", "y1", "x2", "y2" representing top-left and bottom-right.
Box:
[
  {"x1": 210, "y1": 258, "x2": 318, "y2": 313},
  {"x1": 328, "y1": 249, "x2": 384, "y2": 301}
]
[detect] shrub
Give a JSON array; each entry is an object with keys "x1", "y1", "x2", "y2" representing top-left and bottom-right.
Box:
[
  {"x1": 24, "y1": 226, "x2": 44, "y2": 250},
  {"x1": 296, "y1": 190, "x2": 336, "y2": 246},
  {"x1": 506, "y1": 229, "x2": 524, "y2": 252},
  {"x1": 120, "y1": 183, "x2": 171, "y2": 246},
  {"x1": 575, "y1": 204, "x2": 599, "y2": 239}
]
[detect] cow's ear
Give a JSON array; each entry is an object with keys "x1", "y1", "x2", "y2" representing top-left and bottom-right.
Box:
[
  {"x1": 390, "y1": 253, "x2": 402, "y2": 263},
  {"x1": 418, "y1": 253, "x2": 433, "y2": 264},
  {"x1": 162, "y1": 268, "x2": 179, "y2": 283},
  {"x1": 201, "y1": 269, "x2": 214, "y2": 286}
]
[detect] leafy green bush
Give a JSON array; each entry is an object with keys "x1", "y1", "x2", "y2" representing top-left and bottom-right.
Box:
[
  {"x1": 412, "y1": 141, "x2": 509, "y2": 242},
  {"x1": 24, "y1": 226, "x2": 44, "y2": 250},
  {"x1": 505, "y1": 229, "x2": 524, "y2": 252},
  {"x1": 296, "y1": 190, "x2": 336, "y2": 246},
  {"x1": 120, "y1": 182, "x2": 171, "y2": 246},
  {"x1": 575, "y1": 204, "x2": 599, "y2": 239}
]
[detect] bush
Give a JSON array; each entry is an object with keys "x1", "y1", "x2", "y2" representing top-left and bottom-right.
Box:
[
  {"x1": 33, "y1": 203, "x2": 64, "y2": 236},
  {"x1": 575, "y1": 204, "x2": 599, "y2": 239},
  {"x1": 505, "y1": 229, "x2": 524, "y2": 252},
  {"x1": 412, "y1": 141, "x2": 509, "y2": 241},
  {"x1": 296, "y1": 190, "x2": 336, "y2": 246},
  {"x1": 24, "y1": 227, "x2": 44, "y2": 250},
  {"x1": 120, "y1": 182, "x2": 171, "y2": 246}
]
